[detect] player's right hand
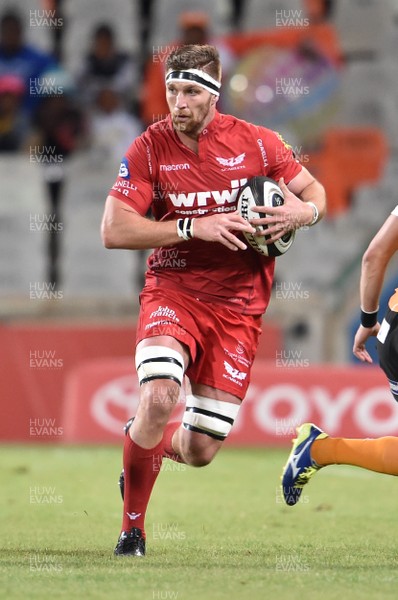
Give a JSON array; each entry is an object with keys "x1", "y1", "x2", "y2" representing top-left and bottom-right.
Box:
[
  {"x1": 194, "y1": 211, "x2": 256, "y2": 251},
  {"x1": 352, "y1": 323, "x2": 381, "y2": 363}
]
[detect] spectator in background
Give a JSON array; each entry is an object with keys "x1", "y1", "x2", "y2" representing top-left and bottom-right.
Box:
[
  {"x1": 88, "y1": 84, "x2": 146, "y2": 292},
  {"x1": 0, "y1": 10, "x2": 56, "y2": 115},
  {"x1": 28, "y1": 68, "x2": 86, "y2": 286},
  {"x1": 0, "y1": 74, "x2": 28, "y2": 152},
  {"x1": 89, "y1": 86, "x2": 142, "y2": 165},
  {"x1": 300, "y1": 0, "x2": 340, "y2": 62},
  {"x1": 230, "y1": 0, "x2": 245, "y2": 30},
  {"x1": 140, "y1": 11, "x2": 236, "y2": 126},
  {"x1": 77, "y1": 23, "x2": 139, "y2": 111},
  {"x1": 304, "y1": 0, "x2": 334, "y2": 23}
]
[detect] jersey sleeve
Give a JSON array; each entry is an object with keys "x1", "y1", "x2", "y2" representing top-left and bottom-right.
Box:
[
  {"x1": 260, "y1": 128, "x2": 302, "y2": 184},
  {"x1": 108, "y1": 134, "x2": 154, "y2": 215}
]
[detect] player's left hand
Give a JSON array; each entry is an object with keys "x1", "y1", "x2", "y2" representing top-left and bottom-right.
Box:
[
  {"x1": 249, "y1": 178, "x2": 314, "y2": 244},
  {"x1": 352, "y1": 323, "x2": 381, "y2": 363}
]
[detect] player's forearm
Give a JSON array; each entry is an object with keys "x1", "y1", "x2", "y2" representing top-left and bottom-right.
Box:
[
  {"x1": 359, "y1": 248, "x2": 390, "y2": 312},
  {"x1": 101, "y1": 197, "x2": 183, "y2": 250},
  {"x1": 298, "y1": 180, "x2": 327, "y2": 222},
  {"x1": 105, "y1": 218, "x2": 183, "y2": 250}
]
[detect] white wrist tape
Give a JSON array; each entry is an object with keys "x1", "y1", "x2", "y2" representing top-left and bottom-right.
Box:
[
  {"x1": 306, "y1": 201, "x2": 319, "y2": 226},
  {"x1": 176, "y1": 218, "x2": 195, "y2": 241}
]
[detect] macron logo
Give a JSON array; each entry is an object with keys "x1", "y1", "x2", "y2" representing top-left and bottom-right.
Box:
[{"x1": 160, "y1": 163, "x2": 190, "y2": 171}]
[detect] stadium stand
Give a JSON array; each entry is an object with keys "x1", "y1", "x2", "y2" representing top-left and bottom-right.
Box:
[
  {"x1": 241, "y1": 0, "x2": 303, "y2": 32},
  {"x1": 307, "y1": 127, "x2": 389, "y2": 216},
  {"x1": 382, "y1": 2, "x2": 398, "y2": 58},
  {"x1": 60, "y1": 152, "x2": 141, "y2": 300},
  {"x1": 350, "y1": 178, "x2": 398, "y2": 232},
  {"x1": 333, "y1": 0, "x2": 395, "y2": 59},
  {"x1": 148, "y1": 0, "x2": 229, "y2": 47},
  {"x1": 275, "y1": 159, "x2": 396, "y2": 295},
  {"x1": 62, "y1": 0, "x2": 139, "y2": 78},
  {"x1": 305, "y1": 149, "x2": 348, "y2": 217},
  {"x1": 0, "y1": 154, "x2": 47, "y2": 295},
  {"x1": 323, "y1": 128, "x2": 388, "y2": 191},
  {"x1": 337, "y1": 60, "x2": 398, "y2": 151}
]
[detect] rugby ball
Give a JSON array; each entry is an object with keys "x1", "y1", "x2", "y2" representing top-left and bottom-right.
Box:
[{"x1": 237, "y1": 176, "x2": 295, "y2": 256}]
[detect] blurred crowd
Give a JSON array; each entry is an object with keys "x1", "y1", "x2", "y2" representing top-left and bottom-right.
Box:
[
  {"x1": 0, "y1": 0, "x2": 338, "y2": 155},
  {"x1": 0, "y1": 0, "x2": 341, "y2": 287}
]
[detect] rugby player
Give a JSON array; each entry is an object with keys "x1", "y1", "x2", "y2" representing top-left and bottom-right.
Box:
[
  {"x1": 282, "y1": 206, "x2": 398, "y2": 506},
  {"x1": 101, "y1": 44, "x2": 326, "y2": 555}
]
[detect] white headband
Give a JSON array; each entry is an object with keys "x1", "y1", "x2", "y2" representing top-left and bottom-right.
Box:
[{"x1": 165, "y1": 68, "x2": 221, "y2": 96}]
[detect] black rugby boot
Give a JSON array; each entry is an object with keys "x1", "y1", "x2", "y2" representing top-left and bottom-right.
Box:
[{"x1": 114, "y1": 527, "x2": 145, "y2": 557}]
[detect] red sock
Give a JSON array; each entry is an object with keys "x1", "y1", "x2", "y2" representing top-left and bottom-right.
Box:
[
  {"x1": 162, "y1": 421, "x2": 184, "y2": 462},
  {"x1": 121, "y1": 435, "x2": 163, "y2": 537}
]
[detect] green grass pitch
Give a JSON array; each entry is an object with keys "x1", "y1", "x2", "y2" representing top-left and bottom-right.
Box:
[{"x1": 1, "y1": 445, "x2": 398, "y2": 600}]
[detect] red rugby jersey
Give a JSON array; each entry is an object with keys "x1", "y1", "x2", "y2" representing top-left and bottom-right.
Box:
[{"x1": 109, "y1": 111, "x2": 301, "y2": 315}]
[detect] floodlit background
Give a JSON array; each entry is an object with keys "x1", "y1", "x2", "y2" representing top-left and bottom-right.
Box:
[{"x1": 1, "y1": 0, "x2": 398, "y2": 444}]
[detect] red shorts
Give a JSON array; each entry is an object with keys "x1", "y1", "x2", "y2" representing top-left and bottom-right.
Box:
[{"x1": 136, "y1": 286, "x2": 262, "y2": 400}]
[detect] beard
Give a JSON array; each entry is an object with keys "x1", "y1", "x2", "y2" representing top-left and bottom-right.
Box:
[{"x1": 172, "y1": 97, "x2": 213, "y2": 137}]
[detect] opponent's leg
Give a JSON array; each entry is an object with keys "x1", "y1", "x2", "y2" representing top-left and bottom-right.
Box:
[
  {"x1": 311, "y1": 435, "x2": 398, "y2": 475},
  {"x1": 309, "y1": 318, "x2": 398, "y2": 480},
  {"x1": 115, "y1": 338, "x2": 188, "y2": 556},
  {"x1": 281, "y1": 424, "x2": 398, "y2": 507}
]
